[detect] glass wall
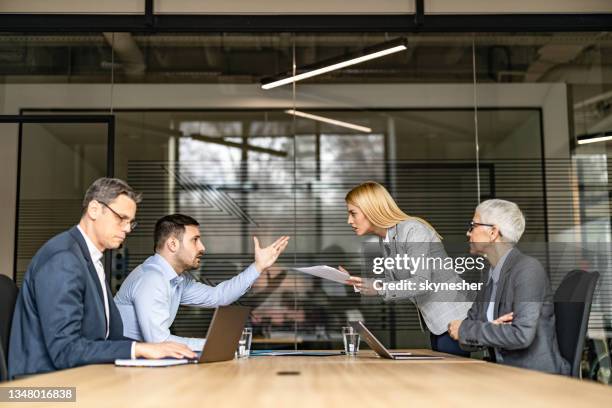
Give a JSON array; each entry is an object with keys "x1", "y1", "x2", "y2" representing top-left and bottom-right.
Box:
[
  {"x1": 4, "y1": 31, "x2": 610, "y2": 379},
  {"x1": 473, "y1": 34, "x2": 612, "y2": 377},
  {"x1": 15, "y1": 121, "x2": 111, "y2": 283}
]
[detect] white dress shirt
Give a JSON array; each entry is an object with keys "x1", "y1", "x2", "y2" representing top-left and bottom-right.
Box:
[
  {"x1": 77, "y1": 225, "x2": 110, "y2": 338},
  {"x1": 77, "y1": 225, "x2": 136, "y2": 358}
]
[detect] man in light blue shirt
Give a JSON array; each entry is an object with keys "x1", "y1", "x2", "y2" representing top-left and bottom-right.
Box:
[{"x1": 114, "y1": 214, "x2": 290, "y2": 351}]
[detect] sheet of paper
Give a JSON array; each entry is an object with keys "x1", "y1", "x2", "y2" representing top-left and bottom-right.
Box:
[
  {"x1": 294, "y1": 265, "x2": 350, "y2": 284},
  {"x1": 114, "y1": 359, "x2": 195, "y2": 367}
]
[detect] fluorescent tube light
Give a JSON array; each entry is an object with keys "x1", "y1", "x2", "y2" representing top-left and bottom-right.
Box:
[
  {"x1": 262, "y1": 38, "x2": 407, "y2": 90},
  {"x1": 577, "y1": 132, "x2": 612, "y2": 145},
  {"x1": 285, "y1": 110, "x2": 372, "y2": 133}
]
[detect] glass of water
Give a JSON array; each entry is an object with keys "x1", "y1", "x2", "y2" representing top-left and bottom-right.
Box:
[
  {"x1": 237, "y1": 327, "x2": 252, "y2": 358},
  {"x1": 342, "y1": 326, "x2": 360, "y2": 356}
]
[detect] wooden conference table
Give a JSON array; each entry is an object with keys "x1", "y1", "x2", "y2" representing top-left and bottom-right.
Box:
[{"x1": 4, "y1": 350, "x2": 611, "y2": 407}]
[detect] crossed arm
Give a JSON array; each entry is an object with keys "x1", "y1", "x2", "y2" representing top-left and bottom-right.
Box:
[{"x1": 448, "y1": 262, "x2": 546, "y2": 351}]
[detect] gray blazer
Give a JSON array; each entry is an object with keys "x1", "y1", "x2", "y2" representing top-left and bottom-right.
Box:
[
  {"x1": 377, "y1": 219, "x2": 472, "y2": 335},
  {"x1": 459, "y1": 248, "x2": 570, "y2": 375}
]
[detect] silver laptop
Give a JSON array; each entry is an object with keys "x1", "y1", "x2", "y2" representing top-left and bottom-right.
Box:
[
  {"x1": 115, "y1": 305, "x2": 250, "y2": 367},
  {"x1": 198, "y1": 305, "x2": 251, "y2": 363},
  {"x1": 349, "y1": 321, "x2": 443, "y2": 360}
]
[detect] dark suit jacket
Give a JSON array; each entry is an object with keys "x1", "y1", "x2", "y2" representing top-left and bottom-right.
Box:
[
  {"x1": 459, "y1": 248, "x2": 570, "y2": 375},
  {"x1": 8, "y1": 226, "x2": 132, "y2": 378}
]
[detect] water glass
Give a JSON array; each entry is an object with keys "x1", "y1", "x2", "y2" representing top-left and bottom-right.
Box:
[
  {"x1": 237, "y1": 327, "x2": 252, "y2": 358},
  {"x1": 342, "y1": 326, "x2": 360, "y2": 356}
]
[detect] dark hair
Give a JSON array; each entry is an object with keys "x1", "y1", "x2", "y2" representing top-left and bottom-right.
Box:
[
  {"x1": 154, "y1": 214, "x2": 200, "y2": 252},
  {"x1": 82, "y1": 177, "x2": 142, "y2": 214}
]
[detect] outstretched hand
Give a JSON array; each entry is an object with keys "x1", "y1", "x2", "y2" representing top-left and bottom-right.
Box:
[
  {"x1": 341, "y1": 266, "x2": 378, "y2": 296},
  {"x1": 254, "y1": 235, "x2": 290, "y2": 273}
]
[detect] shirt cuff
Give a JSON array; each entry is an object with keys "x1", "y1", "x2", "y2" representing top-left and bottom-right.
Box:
[
  {"x1": 246, "y1": 262, "x2": 262, "y2": 278},
  {"x1": 131, "y1": 342, "x2": 136, "y2": 359}
]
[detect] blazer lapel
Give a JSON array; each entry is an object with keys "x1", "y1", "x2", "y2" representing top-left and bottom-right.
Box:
[
  {"x1": 68, "y1": 226, "x2": 107, "y2": 316},
  {"x1": 105, "y1": 278, "x2": 125, "y2": 338},
  {"x1": 494, "y1": 247, "x2": 520, "y2": 318},
  {"x1": 380, "y1": 225, "x2": 399, "y2": 280},
  {"x1": 478, "y1": 271, "x2": 493, "y2": 322}
]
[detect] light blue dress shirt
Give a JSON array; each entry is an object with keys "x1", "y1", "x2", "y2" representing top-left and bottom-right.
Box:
[{"x1": 114, "y1": 254, "x2": 260, "y2": 351}]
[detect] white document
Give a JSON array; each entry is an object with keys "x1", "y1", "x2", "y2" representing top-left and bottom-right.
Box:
[
  {"x1": 294, "y1": 265, "x2": 350, "y2": 284},
  {"x1": 114, "y1": 359, "x2": 195, "y2": 367}
]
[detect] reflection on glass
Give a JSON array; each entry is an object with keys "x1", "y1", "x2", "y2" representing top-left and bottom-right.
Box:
[
  {"x1": 7, "y1": 32, "x2": 609, "y2": 370},
  {"x1": 16, "y1": 123, "x2": 108, "y2": 284}
]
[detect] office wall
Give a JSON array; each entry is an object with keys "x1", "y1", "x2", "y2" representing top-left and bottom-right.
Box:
[
  {"x1": 0, "y1": 82, "x2": 16, "y2": 278},
  {"x1": 426, "y1": 0, "x2": 612, "y2": 14},
  {"x1": 0, "y1": 1, "x2": 144, "y2": 14},
  {"x1": 2, "y1": 0, "x2": 612, "y2": 14},
  {"x1": 1, "y1": 83, "x2": 567, "y2": 111},
  {"x1": 13, "y1": 122, "x2": 109, "y2": 278},
  {"x1": 19, "y1": 125, "x2": 104, "y2": 200},
  {"x1": 0, "y1": 123, "x2": 17, "y2": 279}
]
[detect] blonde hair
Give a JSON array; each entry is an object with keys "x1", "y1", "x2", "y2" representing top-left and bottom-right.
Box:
[{"x1": 345, "y1": 181, "x2": 441, "y2": 239}]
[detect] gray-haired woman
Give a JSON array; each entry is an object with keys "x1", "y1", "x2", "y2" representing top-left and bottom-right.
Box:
[{"x1": 448, "y1": 199, "x2": 570, "y2": 374}]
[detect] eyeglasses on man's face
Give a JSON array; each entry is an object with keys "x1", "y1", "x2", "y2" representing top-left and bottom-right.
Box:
[
  {"x1": 467, "y1": 220, "x2": 495, "y2": 233},
  {"x1": 99, "y1": 201, "x2": 138, "y2": 231}
]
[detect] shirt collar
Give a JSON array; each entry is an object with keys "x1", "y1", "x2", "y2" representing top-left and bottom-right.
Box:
[
  {"x1": 76, "y1": 225, "x2": 103, "y2": 264},
  {"x1": 489, "y1": 247, "x2": 513, "y2": 284},
  {"x1": 382, "y1": 224, "x2": 398, "y2": 243},
  {"x1": 150, "y1": 253, "x2": 182, "y2": 283}
]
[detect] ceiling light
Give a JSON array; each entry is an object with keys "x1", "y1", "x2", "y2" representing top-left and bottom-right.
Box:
[
  {"x1": 285, "y1": 110, "x2": 372, "y2": 133},
  {"x1": 577, "y1": 132, "x2": 612, "y2": 145},
  {"x1": 262, "y1": 38, "x2": 407, "y2": 90}
]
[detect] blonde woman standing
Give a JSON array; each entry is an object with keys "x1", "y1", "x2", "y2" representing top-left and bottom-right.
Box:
[{"x1": 341, "y1": 181, "x2": 472, "y2": 356}]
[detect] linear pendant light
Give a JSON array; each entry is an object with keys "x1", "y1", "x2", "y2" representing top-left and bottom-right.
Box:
[
  {"x1": 262, "y1": 38, "x2": 407, "y2": 90},
  {"x1": 285, "y1": 110, "x2": 372, "y2": 133},
  {"x1": 577, "y1": 132, "x2": 612, "y2": 145}
]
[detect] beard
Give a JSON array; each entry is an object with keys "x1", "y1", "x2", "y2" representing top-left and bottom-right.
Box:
[{"x1": 182, "y1": 252, "x2": 204, "y2": 272}]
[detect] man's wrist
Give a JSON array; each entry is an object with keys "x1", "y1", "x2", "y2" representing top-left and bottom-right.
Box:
[
  {"x1": 131, "y1": 342, "x2": 137, "y2": 359},
  {"x1": 254, "y1": 262, "x2": 265, "y2": 274}
]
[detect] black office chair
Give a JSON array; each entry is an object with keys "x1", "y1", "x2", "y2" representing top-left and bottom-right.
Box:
[
  {"x1": 554, "y1": 269, "x2": 600, "y2": 378},
  {"x1": 0, "y1": 275, "x2": 18, "y2": 382}
]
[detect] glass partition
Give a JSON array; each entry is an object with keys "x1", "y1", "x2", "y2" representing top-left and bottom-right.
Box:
[
  {"x1": 4, "y1": 31, "x2": 610, "y2": 378},
  {"x1": 112, "y1": 110, "x2": 298, "y2": 343},
  {"x1": 15, "y1": 121, "x2": 111, "y2": 283},
  {"x1": 475, "y1": 32, "x2": 612, "y2": 382}
]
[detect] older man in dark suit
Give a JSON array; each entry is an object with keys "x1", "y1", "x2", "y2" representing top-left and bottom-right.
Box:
[
  {"x1": 448, "y1": 199, "x2": 569, "y2": 375},
  {"x1": 9, "y1": 178, "x2": 195, "y2": 378}
]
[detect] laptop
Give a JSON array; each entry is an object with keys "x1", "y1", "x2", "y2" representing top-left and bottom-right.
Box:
[
  {"x1": 198, "y1": 305, "x2": 250, "y2": 363},
  {"x1": 349, "y1": 321, "x2": 443, "y2": 360},
  {"x1": 116, "y1": 305, "x2": 250, "y2": 367}
]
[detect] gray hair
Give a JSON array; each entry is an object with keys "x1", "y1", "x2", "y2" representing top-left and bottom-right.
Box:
[
  {"x1": 82, "y1": 177, "x2": 142, "y2": 213},
  {"x1": 476, "y1": 199, "x2": 525, "y2": 243}
]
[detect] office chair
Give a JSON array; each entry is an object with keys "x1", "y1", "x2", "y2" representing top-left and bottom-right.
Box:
[
  {"x1": 0, "y1": 275, "x2": 18, "y2": 382},
  {"x1": 554, "y1": 269, "x2": 600, "y2": 378}
]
